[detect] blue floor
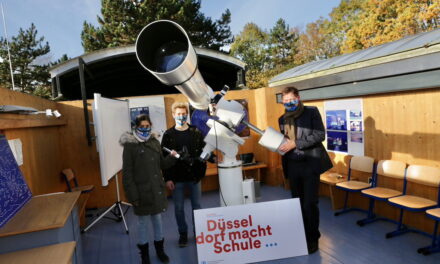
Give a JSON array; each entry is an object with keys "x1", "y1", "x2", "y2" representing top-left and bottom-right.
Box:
[{"x1": 81, "y1": 185, "x2": 440, "y2": 264}]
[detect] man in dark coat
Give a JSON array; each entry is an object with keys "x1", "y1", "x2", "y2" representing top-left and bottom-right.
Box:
[
  {"x1": 121, "y1": 114, "x2": 177, "y2": 264},
  {"x1": 161, "y1": 102, "x2": 207, "y2": 248},
  {"x1": 278, "y1": 86, "x2": 333, "y2": 254}
]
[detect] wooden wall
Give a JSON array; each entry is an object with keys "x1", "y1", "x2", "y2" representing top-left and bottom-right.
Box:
[
  {"x1": 0, "y1": 88, "x2": 67, "y2": 195},
  {"x1": 55, "y1": 90, "x2": 264, "y2": 208},
  {"x1": 2, "y1": 85, "x2": 440, "y2": 232}
]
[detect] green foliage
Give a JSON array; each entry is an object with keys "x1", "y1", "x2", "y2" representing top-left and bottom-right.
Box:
[
  {"x1": 230, "y1": 23, "x2": 269, "y2": 72},
  {"x1": 230, "y1": 19, "x2": 298, "y2": 88},
  {"x1": 269, "y1": 18, "x2": 298, "y2": 69},
  {"x1": 81, "y1": 0, "x2": 232, "y2": 52},
  {"x1": 0, "y1": 23, "x2": 51, "y2": 97},
  {"x1": 52, "y1": 54, "x2": 70, "y2": 66}
]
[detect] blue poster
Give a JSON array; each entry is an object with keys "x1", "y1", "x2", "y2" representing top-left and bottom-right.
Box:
[
  {"x1": 0, "y1": 134, "x2": 32, "y2": 228},
  {"x1": 326, "y1": 110, "x2": 347, "y2": 130}
]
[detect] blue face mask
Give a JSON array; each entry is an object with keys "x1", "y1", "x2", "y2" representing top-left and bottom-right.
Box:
[
  {"x1": 284, "y1": 99, "x2": 299, "y2": 112},
  {"x1": 136, "y1": 127, "x2": 151, "y2": 138},
  {"x1": 175, "y1": 115, "x2": 187, "y2": 126}
]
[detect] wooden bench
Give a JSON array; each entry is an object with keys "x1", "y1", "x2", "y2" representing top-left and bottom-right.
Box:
[
  {"x1": 0, "y1": 241, "x2": 76, "y2": 264},
  {"x1": 0, "y1": 192, "x2": 83, "y2": 263}
]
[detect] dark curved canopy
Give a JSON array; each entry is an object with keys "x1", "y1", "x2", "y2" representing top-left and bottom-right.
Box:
[{"x1": 49, "y1": 46, "x2": 246, "y2": 100}]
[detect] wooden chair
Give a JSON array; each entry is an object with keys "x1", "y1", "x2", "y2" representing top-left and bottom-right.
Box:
[
  {"x1": 418, "y1": 208, "x2": 440, "y2": 255},
  {"x1": 320, "y1": 172, "x2": 348, "y2": 210},
  {"x1": 62, "y1": 168, "x2": 94, "y2": 193},
  {"x1": 334, "y1": 155, "x2": 375, "y2": 216},
  {"x1": 61, "y1": 168, "x2": 94, "y2": 227},
  {"x1": 357, "y1": 160, "x2": 406, "y2": 226},
  {"x1": 385, "y1": 165, "x2": 440, "y2": 239}
]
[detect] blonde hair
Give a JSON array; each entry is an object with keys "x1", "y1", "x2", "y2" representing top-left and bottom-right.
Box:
[{"x1": 171, "y1": 102, "x2": 189, "y2": 114}]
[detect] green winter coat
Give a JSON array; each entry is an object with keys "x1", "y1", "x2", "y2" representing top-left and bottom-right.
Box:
[{"x1": 120, "y1": 132, "x2": 176, "y2": 216}]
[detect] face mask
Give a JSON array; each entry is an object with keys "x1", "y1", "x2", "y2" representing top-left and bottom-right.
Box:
[
  {"x1": 136, "y1": 127, "x2": 151, "y2": 138},
  {"x1": 284, "y1": 99, "x2": 299, "y2": 112},
  {"x1": 175, "y1": 115, "x2": 187, "y2": 126}
]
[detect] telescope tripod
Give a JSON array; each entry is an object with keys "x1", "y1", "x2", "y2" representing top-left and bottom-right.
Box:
[{"x1": 82, "y1": 174, "x2": 131, "y2": 234}]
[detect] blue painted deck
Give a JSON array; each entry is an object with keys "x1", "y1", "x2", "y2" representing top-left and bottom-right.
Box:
[{"x1": 81, "y1": 185, "x2": 440, "y2": 264}]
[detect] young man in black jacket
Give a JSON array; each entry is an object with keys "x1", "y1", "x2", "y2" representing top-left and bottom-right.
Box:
[{"x1": 161, "y1": 102, "x2": 207, "y2": 247}]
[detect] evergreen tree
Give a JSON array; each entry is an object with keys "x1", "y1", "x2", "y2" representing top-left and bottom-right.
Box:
[
  {"x1": 81, "y1": 0, "x2": 232, "y2": 52},
  {"x1": 268, "y1": 18, "x2": 298, "y2": 70},
  {"x1": 51, "y1": 54, "x2": 70, "y2": 66},
  {"x1": 0, "y1": 23, "x2": 51, "y2": 97}
]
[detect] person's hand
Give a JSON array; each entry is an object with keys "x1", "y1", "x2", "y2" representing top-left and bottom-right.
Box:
[
  {"x1": 166, "y1": 180, "x2": 175, "y2": 191},
  {"x1": 279, "y1": 139, "x2": 296, "y2": 153},
  {"x1": 170, "y1": 150, "x2": 179, "y2": 158}
]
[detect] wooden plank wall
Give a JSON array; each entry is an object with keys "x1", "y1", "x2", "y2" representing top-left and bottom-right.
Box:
[
  {"x1": 0, "y1": 88, "x2": 66, "y2": 195},
  {"x1": 263, "y1": 86, "x2": 440, "y2": 233},
  {"x1": 2, "y1": 85, "x2": 440, "y2": 232},
  {"x1": 56, "y1": 90, "x2": 262, "y2": 208}
]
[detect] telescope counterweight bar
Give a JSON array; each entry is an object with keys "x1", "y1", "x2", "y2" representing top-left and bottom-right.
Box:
[{"x1": 241, "y1": 120, "x2": 264, "y2": 135}]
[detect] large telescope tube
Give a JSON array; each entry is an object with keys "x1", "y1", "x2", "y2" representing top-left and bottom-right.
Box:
[{"x1": 135, "y1": 20, "x2": 213, "y2": 110}]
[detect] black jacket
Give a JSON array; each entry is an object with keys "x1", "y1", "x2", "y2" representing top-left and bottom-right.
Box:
[
  {"x1": 120, "y1": 132, "x2": 175, "y2": 215},
  {"x1": 161, "y1": 125, "x2": 207, "y2": 183},
  {"x1": 279, "y1": 106, "x2": 333, "y2": 176}
]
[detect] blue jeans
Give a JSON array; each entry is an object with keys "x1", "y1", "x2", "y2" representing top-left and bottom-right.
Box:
[
  {"x1": 173, "y1": 181, "x2": 201, "y2": 234},
  {"x1": 138, "y1": 213, "x2": 163, "y2": 244}
]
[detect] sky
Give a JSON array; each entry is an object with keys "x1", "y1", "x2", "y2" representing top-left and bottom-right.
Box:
[{"x1": 0, "y1": 0, "x2": 340, "y2": 63}]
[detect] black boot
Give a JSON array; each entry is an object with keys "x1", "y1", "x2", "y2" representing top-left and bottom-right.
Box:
[
  {"x1": 178, "y1": 232, "x2": 188, "y2": 247},
  {"x1": 154, "y1": 239, "x2": 170, "y2": 263},
  {"x1": 137, "y1": 243, "x2": 150, "y2": 264},
  {"x1": 307, "y1": 240, "x2": 319, "y2": 254}
]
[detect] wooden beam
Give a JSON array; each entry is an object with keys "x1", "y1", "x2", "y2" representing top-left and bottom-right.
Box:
[{"x1": 0, "y1": 118, "x2": 67, "y2": 130}]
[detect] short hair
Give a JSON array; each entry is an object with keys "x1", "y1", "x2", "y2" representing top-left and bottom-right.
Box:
[
  {"x1": 135, "y1": 114, "x2": 152, "y2": 127},
  {"x1": 171, "y1": 102, "x2": 189, "y2": 114},
  {"x1": 281, "y1": 86, "x2": 299, "y2": 97}
]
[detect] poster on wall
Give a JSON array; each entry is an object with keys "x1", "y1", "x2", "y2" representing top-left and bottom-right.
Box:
[
  {"x1": 324, "y1": 99, "x2": 364, "y2": 156},
  {"x1": 129, "y1": 96, "x2": 167, "y2": 142},
  {"x1": 0, "y1": 134, "x2": 32, "y2": 228}
]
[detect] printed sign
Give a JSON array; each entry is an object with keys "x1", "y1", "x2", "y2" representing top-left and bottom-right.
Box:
[
  {"x1": 324, "y1": 99, "x2": 364, "y2": 156},
  {"x1": 194, "y1": 198, "x2": 307, "y2": 264}
]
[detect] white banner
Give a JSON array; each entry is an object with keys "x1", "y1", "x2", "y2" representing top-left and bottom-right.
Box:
[{"x1": 194, "y1": 198, "x2": 307, "y2": 264}]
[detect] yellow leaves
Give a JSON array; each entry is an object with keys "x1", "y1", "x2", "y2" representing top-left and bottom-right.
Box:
[{"x1": 341, "y1": 0, "x2": 440, "y2": 54}]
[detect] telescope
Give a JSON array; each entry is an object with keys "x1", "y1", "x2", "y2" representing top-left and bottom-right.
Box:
[
  {"x1": 135, "y1": 20, "x2": 214, "y2": 110},
  {"x1": 135, "y1": 20, "x2": 287, "y2": 206}
]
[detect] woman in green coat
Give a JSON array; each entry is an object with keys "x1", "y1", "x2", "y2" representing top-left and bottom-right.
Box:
[{"x1": 120, "y1": 114, "x2": 177, "y2": 264}]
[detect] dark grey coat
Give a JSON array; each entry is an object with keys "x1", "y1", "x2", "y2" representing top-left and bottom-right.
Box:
[
  {"x1": 279, "y1": 106, "x2": 333, "y2": 176},
  {"x1": 120, "y1": 132, "x2": 176, "y2": 216}
]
